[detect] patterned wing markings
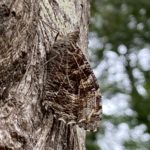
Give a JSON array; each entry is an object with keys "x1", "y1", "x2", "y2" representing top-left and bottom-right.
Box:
[{"x1": 43, "y1": 31, "x2": 102, "y2": 131}]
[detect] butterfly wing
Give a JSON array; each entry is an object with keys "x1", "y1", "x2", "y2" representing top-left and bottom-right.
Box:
[{"x1": 43, "y1": 32, "x2": 102, "y2": 131}]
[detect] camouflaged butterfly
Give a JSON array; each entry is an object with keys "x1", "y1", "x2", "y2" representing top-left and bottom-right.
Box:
[{"x1": 43, "y1": 31, "x2": 102, "y2": 131}]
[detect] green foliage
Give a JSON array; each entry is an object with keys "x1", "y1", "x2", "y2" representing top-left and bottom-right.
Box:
[
  {"x1": 124, "y1": 139, "x2": 150, "y2": 150},
  {"x1": 87, "y1": 0, "x2": 150, "y2": 149},
  {"x1": 86, "y1": 132, "x2": 101, "y2": 150},
  {"x1": 91, "y1": 0, "x2": 150, "y2": 50}
]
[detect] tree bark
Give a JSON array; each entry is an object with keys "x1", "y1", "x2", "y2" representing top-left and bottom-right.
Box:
[{"x1": 0, "y1": 0, "x2": 89, "y2": 150}]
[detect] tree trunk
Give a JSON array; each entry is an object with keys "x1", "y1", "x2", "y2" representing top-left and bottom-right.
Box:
[{"x1": 0, "y1": 0, "x2": 90, "y2": 150}]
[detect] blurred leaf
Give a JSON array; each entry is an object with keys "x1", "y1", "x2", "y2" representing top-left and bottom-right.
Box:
[{"x1": 88, "y1": 0, "x2": 150, "y2": 149}]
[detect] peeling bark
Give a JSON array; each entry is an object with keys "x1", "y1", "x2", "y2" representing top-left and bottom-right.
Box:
[{"x1": 0, "y1": 0, "x2": 89, "y2": 149}]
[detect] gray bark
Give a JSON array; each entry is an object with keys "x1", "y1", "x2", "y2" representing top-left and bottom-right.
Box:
[{"x1": 0, "y1": 0, "x2": 89, "y2": 149}]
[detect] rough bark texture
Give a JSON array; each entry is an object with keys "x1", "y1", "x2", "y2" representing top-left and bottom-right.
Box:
[{"x1": 0, "y1": 0, "x2": 89, "y2": 150}]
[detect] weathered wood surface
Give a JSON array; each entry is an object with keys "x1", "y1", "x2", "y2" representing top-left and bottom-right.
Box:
[{"x1": 0, "y1": 0, "x2": 89, "y2": 150}]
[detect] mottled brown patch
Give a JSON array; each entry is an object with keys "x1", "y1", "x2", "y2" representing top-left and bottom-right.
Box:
[{"x1": 43, "y1": 31, "x2": 102, "y2": 131}]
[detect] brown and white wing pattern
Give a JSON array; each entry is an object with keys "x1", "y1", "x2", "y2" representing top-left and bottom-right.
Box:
[{"x1": 43, "y1": 31, "x2": 102, "y2": 131}]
